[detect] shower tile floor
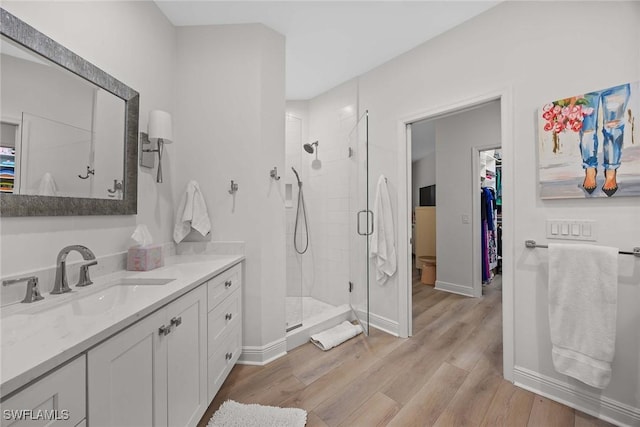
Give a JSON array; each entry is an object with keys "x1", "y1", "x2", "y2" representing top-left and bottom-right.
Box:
[{"x1": 285, "y1": 297, "x2": 336, "y2": 328}]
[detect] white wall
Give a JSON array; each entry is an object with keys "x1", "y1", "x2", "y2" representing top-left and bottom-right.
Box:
[
  {"x1": 173, "y1": 24, "x2": 286, "y2": 351},
  {"x1": 322, "y1": 1, "x2": 639, "y2": 422},
  {"x1": 93, "y1": 90, "x2": 126, "y2": 199},
  {"x1": 1, "y1": 53, "x2": 94, "y2": 129},
  {"x1": 305, "y1": 81, "x2": 358, "y2": 307},
  {"x1": 0, "y1": 1, "x2": 177, "y2": 275},
  {"x1": 434, "y1": 101, "x2": 501, "y2": 295}
]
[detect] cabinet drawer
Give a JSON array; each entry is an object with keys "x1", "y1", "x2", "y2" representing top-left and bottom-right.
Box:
[
  {"x1": 207, "y1": 324, "x2": 241, "y2": 401},
  {"x1": 207, "y1": 263, "x2": 241, "y2": 310},
  {"x1": 208, "y1": 288, "x2": 241, "y2": 357},
  {"x1": 1, "y1": 356, "x2": 86, "y2": 427}
]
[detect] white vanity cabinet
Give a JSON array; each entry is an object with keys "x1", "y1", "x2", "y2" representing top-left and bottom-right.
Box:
[
  {"x1": 87, "y1": 285, "x2": 207, "y2": 427},
  {"x1": 0, "y1": 356, "x2": 86, "y2": 427},
  {"x1": 207, "y1": 263, "x2": 242, "y2": 401}
]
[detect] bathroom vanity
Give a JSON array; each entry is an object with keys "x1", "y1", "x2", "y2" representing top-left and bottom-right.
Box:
[{"x1": 0, "y1": 254, "x2": 243, "y2": 427}]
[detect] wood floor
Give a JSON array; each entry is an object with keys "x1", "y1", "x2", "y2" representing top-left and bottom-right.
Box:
[{"x1": 198, "y1": 270, "x2": 614, "y2": 427}]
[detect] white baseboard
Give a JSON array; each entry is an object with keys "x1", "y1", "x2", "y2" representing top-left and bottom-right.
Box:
[
  {"x1": 368, "y1": 312, "x2": 400, "y2": 336},
  {"x1": 353, "y1": 308, "x2": 399, "y2": 336},
  {"x1": 513, "y1": 366, "x2": 640, "y2": 427},
  {"x1": 434, "y1": 280, "x2": 474, "y2": 297},
  {"x1": 238, "y1": 338, "x2": 287, "y2": 366}
]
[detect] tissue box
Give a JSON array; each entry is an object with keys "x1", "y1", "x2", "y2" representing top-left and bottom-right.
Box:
[{"x1": 127, "y1": 244, "x2": 164, "y2": 271}]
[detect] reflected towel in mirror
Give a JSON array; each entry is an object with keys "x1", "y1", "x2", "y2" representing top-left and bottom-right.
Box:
[{"x1": 38, "y1": 172, "x2": 58, "y2": 196}]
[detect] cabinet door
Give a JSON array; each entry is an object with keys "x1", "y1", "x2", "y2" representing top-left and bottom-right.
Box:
[
  {"x1": 88, "y1": 309, "x2": 165, "y2": 427},
  {"x1": 166, "y1": 285, "x2": 207, "y2": 427},
  {"x1": 1, "y1": 356, "x2": 85, "y2": 427}
]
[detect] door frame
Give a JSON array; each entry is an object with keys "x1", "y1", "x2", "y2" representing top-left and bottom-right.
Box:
[{"x1": 396, "y1": 87, "x2": 514, "y2": 381}]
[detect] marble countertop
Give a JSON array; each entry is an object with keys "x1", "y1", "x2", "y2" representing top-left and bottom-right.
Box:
[{"x1": 0, "y1": 253, "x2": 244, "y2": 397}]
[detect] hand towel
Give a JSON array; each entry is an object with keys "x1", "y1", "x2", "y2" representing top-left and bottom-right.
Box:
[
  {"x1": 173, "y1": 180, "x2": 212, "y2": 243},
  {"x1": 38, "y1": 172, "x2": 58, "y2": 196},
  {"x1": 310, "y1": 321, "x2": 363, "y2": 351},
  {"x1": 548, "y1": 243, "x2": 618, "y2": 389},
  {"x1": 369, "y1": 175, "x2": 396, "y2": 285}
]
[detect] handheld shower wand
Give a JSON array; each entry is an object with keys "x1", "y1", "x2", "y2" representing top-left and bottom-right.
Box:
[
  {"x1": 291, "y1": 167, "x2": 308, "y2": 254},
  {"x1": 292, "y1": 167, "x2": 302, "y2": 187}
]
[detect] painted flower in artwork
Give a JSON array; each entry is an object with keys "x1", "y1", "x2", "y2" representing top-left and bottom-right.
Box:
[{"x1": 541, "y1": 98, "x2": 595, "y2": 153}]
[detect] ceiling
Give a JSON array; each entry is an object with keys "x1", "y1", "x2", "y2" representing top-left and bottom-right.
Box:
[{"x1": 155, "y1": 1, "x2": 500, "y2": 100}]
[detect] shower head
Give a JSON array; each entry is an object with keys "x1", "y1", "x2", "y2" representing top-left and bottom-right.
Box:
[
  {"x1": 303, "y1": 141, "x2": 318, "y2": 154},
  {"x1": 291, "y1": 167, "x2": 302, "y2": 186}
]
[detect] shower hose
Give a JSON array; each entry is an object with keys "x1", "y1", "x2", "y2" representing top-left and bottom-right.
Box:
[{"x1": 293, "y1": 182, "x2": 309, "y2": 254}]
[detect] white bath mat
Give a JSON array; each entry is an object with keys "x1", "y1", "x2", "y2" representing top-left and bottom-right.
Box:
[
  {"x1": 310, "y1": 320, "x2": 363, "y2": 351},
  {"x1": 207, "y1": 400, "x2": 307, "y2": 427}
]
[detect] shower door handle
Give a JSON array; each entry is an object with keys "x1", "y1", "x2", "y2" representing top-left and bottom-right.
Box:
[{"x1": 357, "y1": 210, "x2": 374, "y2": 236}]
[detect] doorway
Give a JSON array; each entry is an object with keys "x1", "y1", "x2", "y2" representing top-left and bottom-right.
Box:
[
  {"x1": 475, "y1": 147, "x2": 502, "y2": 297},
  {"x1": 398, "y1": 90, "x2": 514, "y2": 381}
]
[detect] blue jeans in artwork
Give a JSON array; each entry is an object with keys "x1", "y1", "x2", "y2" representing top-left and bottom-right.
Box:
[{"x1": 579, "y1": 83, "x2": 631, "y2": 170}]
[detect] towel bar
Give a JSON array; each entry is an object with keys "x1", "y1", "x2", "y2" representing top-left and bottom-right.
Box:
[{"x1": 525, "y1": 240, "x2": 640, "y2": 257}]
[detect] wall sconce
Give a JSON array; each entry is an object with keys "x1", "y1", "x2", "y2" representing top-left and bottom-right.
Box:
[{"x1": 141, "y1": 110, "x2": 173, "y2": 183}]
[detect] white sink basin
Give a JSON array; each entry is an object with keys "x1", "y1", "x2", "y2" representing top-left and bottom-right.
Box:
[
  {"x1": 1, "y1": 278, "x2": 176, "y2": 347},
  {"x1": 16, "y1": 278, "x2": 175, "y2": 317},
  {"x1": 112, "y1": 278, "x2": 175, "y2": 286}
]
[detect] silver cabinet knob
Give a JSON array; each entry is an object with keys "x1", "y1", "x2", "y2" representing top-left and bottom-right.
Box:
[
  {"x1": 225, "y1": 313, "x2": 233, "y2": 320},
  {"x1": 225, "y1": 352, "x2": 233, "y2": 360},
  {"x1": 224, "y1": 280, "x2": 232, "y2": 288},
  {"x1": 158, "y1": 325, "x2": 172, "y2": 336},
  {"x1": 170, "y1": 316, "x2": 182, "y2": 327}
]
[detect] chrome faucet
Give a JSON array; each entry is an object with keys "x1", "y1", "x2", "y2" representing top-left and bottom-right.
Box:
[
  {"x1": 52, "y1": 245, "x2": 97, "y2": 294},
  {"x1": 2, "y1": 276, "x2": 44, "y2": 303}
]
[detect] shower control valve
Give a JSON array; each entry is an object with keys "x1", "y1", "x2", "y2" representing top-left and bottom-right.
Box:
[
  {"x1": 228, "y1": 180, "x2": 239, "y2": 194},
  {"x1": 270, "y1": 167, "x2": 281, "y2": 180}
]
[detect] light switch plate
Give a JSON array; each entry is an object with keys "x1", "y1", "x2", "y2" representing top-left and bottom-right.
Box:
[{"x1": 546, "y1": 219, "x2": 597, "y2": 241}]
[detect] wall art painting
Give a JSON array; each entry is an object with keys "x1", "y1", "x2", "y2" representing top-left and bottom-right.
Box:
[{"x1": 538, "y1": 81, "x2": 639, "y2": 199}]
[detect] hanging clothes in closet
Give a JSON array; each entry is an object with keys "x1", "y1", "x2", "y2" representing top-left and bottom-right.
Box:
[{"x1": 481, "y1": 187, "x2": 498, "y2": 283}]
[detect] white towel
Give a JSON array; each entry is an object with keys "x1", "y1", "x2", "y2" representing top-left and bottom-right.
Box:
[
  {"x1": 369, "y1": 175, "x2": 396, "y2": 285},
  {"x1": 173, "y1": 180, "x2": 212, "y2": 243},
  {"x1": 310, "y1": 321, "x2": 363, "y2": 351},
  {"x1": 38, "y1": 172, "x2": 58, "y2": 196},
  {"x1": 548, "y1": 243, "x2": 618, "y2": 389}
]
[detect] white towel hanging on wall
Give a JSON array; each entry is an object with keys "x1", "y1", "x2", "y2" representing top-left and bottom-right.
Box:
[
  {"x1": 369, "y1": 174, "x2": 396, "y2": 285},
  {"x1": 548, "y1": 243, "x2": 618, "y2": 389},
  {"x1": 173, "y1": 180, "x2": 211, "y2": 243}
]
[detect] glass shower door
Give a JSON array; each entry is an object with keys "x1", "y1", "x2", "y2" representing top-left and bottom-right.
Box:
[
  {"x1": 285, "y1": 114, "x2": 303, "y2": 332},
  {"x1": 348, "y1": 110, "x2": 370, "y2": 335}
]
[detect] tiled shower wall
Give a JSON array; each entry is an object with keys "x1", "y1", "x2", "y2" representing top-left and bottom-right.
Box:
[{"x1": 285, "y1": 80, "x2": 358, "y2": 309}]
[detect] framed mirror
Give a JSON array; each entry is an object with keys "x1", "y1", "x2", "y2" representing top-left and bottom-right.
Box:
[{"x1": 0, "y1": 8, "x2": 139, "y2": 216}]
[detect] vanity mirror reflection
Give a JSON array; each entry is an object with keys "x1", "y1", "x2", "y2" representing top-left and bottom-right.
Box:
[{"x1": 0, "y1": 8, "x2": 139, "y2": 216}]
